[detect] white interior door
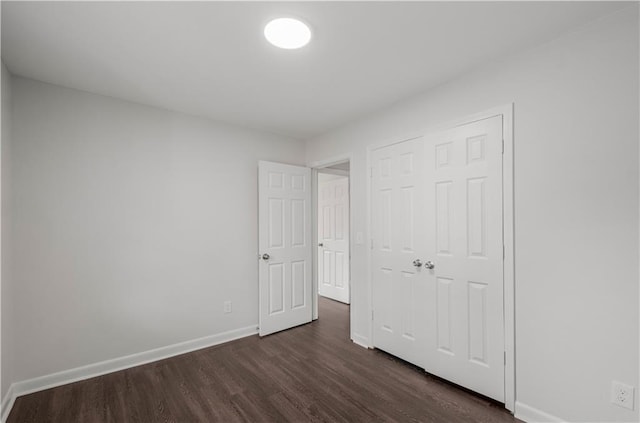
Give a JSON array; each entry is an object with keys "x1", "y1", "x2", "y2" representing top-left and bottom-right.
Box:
[
  {"x1": 258, "y1": 161, "x2": 312, "y2": 336},
  {"x1": 318, "y1": 174, "x2": 350, "y2": 304},
  {"x1": 423, "y1": 116, "x2": 504, "y2": 401},
  {"x1": 371, "y1": 137, "x2": 427, "y2": 367}
]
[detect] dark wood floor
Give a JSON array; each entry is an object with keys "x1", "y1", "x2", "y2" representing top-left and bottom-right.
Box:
[{"x1": 9, "y1": 297, "x2": 520, "y2": 422}]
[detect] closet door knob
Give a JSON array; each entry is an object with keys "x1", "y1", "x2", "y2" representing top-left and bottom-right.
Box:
[{"x1": 424, "y1": 261, "x2": 435, "y2": 270}]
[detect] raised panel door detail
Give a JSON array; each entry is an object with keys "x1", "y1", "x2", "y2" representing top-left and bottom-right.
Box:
[
  {"x1": 468, "y1": 281, "x2": 488, "y2": 366},
  {"x1": 268, "y1": 172, "x2": 284, "y2": 189},
  {"x1": 291, "y1": 174, "x2": 305, "y2": 191},
  {"x1": 268, "y1": 263, "x2": 284, "y2": 315},
  {"x1": 380, "y1": 157, "x2": 392, "y2": 178},
  {"x1": 335, "y1": 204, "x2": 345, "y2": 240},
  {"x1": 467, "y1": 177, "x2": 487, "y2": 258},
  {"x1": 437, "y1": 277, "x2": 454, "y2": 355},
  {"x1": 322, "y1": 186, "x2": 331, "y2": 201},
  {"x1": 435, "y1": 142, "x2": 452, "y2": 168},
  {"x1": 335, "y1": 251, "x2": 345, "y2": 288},
  {"x1": 400, "y1": 187, "x2": 415, "y2": 253},
  {"x1": 379, "y1": 267, "x2": 393, "y2": 333},
  {"x1": 323, "y1": 250, "x2": 333, "y2": 285},
  {"x1": 466, "y1": 135, "x2": 486, "y2": 164},
  {"x1": 269, "y1": 198, "x2": 284, "y2": 248},
  {"x1": 402, "y1": 271, "x2": 416, "y2": 341},
  {"x1": 322, "y1": 206, "x2": 333, "y2": 239},
  {"x1": 291, "y1": 261, "x2": 306, "y2": 309},
  {"x1": 400, "y1": 152, "x2": 414, "y2": 175},
  {"x1": 381, "y1": 189, "x2": 392, "y2": 251},
  {"x1": 436, "y1": 181, "x2": 452, "y2": 256},
  {"x1": 291, "y1": 199, "x2": 305, "y2": 247}
]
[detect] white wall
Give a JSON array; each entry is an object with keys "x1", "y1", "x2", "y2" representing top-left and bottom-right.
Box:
[
  {"x1": 7, "y1": 77, "x2": 304, "y2": 387},
  {"x1": 1, "y1": 63, "x2": 12, "y2": 402},
  {"x1": 306, "y1": 7, "x2": 639, "y2": 423},
  {"x1": 318, "y1": 172, "x2": 346, "y2": 183}
]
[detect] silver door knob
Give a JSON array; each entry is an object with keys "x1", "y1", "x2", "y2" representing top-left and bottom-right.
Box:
[
  {"x1": 262, "y1": 253, "x2": 270, "y2": 260},
  {"x1": 412, "y1": 259, "x2": 423, "y2": 267},
  {"x1": 318, "y1": 243, "x2": 324, "y2": 247},
  {"x1": 424, "y1": 261, "x2": 435, "y2": 269}
]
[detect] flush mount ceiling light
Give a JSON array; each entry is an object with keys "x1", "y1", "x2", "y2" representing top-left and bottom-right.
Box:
[{"x1": 264, "y1": 18, "x2": 311, "y2": 49}]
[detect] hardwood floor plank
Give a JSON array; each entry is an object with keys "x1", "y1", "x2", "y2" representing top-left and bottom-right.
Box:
[{"x1": 8, "y1": 298, "x2": 520, "y2": 423}]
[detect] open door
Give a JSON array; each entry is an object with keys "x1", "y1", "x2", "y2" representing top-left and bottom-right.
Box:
[
  {"x1": 317, "y1": 173, "x2": 350, "y2": 304},
  {"x1": 258, "y1": 161, "x2": 312, "y2": 336}
]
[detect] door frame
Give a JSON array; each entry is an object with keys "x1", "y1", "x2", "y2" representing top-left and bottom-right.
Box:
[
  {"x1": 366, "y1": 104, "x2": 515, "y2": 412},
  {"x1": 308, "y1": 155, "x2": 353, "y2": 322}
]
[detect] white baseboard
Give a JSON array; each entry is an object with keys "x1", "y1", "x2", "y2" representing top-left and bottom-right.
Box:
[
  {"x1": 515, "y1": 401, "x2": 565, "y2": 423},
  {"x1": 1, "y1": 384, "x2": 16, "y2": 423},
  {"x1": 351, "y1": 333, "x2": 371, "y2": 349},
  {"x1": 0, "y1": 324, "x2": 258, "y2": 423}
]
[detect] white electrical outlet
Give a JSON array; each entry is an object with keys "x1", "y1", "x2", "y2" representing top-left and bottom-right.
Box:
[
  {"x1": 611, "y1": 381, "x2": 635, "y2": 410},
  {"x1": 224, "y1": 301, "x2": 232, "y2": 314}
]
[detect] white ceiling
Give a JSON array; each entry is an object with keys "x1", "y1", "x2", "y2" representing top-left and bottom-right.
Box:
[{"x1": 2, "y1": 1, "x2": 627, "y2": 139}]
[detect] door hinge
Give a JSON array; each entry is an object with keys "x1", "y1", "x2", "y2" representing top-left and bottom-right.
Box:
[
  {"x1": 371, "y1": 309, "x2": 374, "y2": 321},
  {"x1": 503, "y1": 244, "x2": 505, "y2": 259},
  {"x1": 370, "y1": 167, "x2": 373, "y2": 178},
  {"x1": 501, "y1": 138, "x2": 504, "y2": 154},
  {"x1": 504, "y1": 351, "x2": 507, "y2": 365}
]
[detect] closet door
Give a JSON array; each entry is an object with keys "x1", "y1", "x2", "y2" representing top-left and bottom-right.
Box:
[
  {"x1": 371, "y1": 137, "x2": 427, "y2": 367},
  {"x1": 423, "y1": 116, "x2": 504, "y2": 402},
  {"x1": 370, "y1": 115, "x2": 505, "y2": 403}
]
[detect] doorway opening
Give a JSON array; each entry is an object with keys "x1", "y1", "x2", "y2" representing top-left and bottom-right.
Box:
[{"x1": 312, "y1": 159, "x2": 351, "y2": 322}]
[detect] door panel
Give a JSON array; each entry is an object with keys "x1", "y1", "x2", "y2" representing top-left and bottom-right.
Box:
[
  {"x1": 371, "y1": 137, "x2": 427, "y2": 367},
  {"x1": 423, "y1": 116, "x2": 504, "y2": 401},
  {"x1": 318, "y1": 175, "x2": 350, "y2": 303},
  {"x1": 259, "y1": 161, "x2": 312, "y2": 336}
]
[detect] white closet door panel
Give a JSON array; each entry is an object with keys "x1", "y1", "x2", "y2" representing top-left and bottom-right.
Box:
[
  {"x1": 372, "y1": 137, "x2": 427, "y2": 367},
  {"x1": 423, "y1": 116, "x2": 504, "y2": 402}
]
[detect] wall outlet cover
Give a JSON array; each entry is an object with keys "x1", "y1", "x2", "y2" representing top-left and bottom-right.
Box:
[{"x1": 611, "y1": 381, "x2": 635, "y2": 410}]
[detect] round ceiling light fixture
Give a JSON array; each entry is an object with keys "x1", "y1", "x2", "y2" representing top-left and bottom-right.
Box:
[{"x1": 264, "y1": 18, "x2": 311, "y2": 49}]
